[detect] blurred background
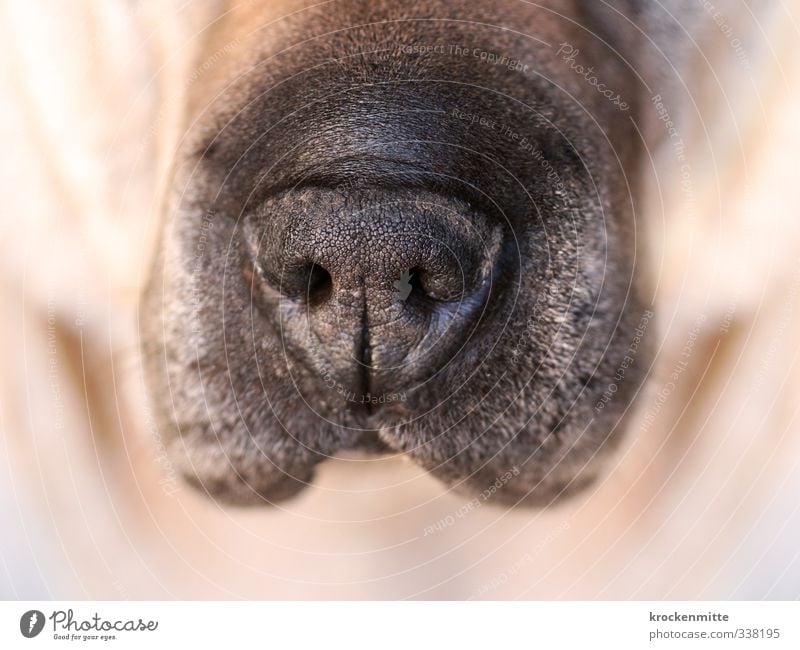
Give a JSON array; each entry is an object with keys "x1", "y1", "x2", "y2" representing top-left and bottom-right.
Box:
[{"x1": 2, "y1": 0, "x2": 800, "y2": 599}]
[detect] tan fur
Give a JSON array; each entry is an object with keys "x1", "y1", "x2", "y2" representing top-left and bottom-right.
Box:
[{"x1": 2, "y1": 0, "x2": 799, "y2": 598}]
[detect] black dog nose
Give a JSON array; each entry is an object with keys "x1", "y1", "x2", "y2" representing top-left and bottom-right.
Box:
[
  {"x1": 281, "y1": 213, "x2": 471, "y2": 308},
  {"x1": 248, "y1": 188, "x2": 502, "y2": 400}
]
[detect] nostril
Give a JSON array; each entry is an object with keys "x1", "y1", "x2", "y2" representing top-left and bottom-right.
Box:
[
  {"x1": 305, "y1": 263, "x2": 333, "y2": 306},
  {"x1": 407, "y1": 265, "x2": 463, "y2": 303},
  {"x1": 407, "y1": 266, "x2": 426, "y2": 297}
]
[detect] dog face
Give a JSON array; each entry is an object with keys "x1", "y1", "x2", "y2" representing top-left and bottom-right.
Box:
[{"x1": 142, "y1": 0, "x2": 652, "y2": 505}]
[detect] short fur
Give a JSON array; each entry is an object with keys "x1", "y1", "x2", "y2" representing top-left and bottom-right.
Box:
[{"x1": 143, "y1": 0, "x2": 663, "y2": 505}]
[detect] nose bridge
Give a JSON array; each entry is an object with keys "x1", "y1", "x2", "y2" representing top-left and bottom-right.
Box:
[{"x1": 293, "y1": 202, "x2": 444, "y2": 291}]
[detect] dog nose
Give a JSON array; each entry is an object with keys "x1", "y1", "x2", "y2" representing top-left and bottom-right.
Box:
[
  {"x1": 280, "y1": 216, "x2": 470, "y2": 308},
  {"x1": 249, "y1": 188, "x2": 502, "y2": 400}
]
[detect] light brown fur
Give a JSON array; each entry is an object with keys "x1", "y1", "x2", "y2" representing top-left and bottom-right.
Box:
[{"x1": 2, "y1": 0, "x2": 799, "y2": 598}]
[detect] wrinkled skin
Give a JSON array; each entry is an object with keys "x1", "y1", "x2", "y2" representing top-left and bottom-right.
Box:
[{"x1": 142, "y1": 0, "x2": 656, "y2": 506}]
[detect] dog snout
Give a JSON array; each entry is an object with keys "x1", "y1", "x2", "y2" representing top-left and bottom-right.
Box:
[{"x1": 246, "y1": 187, "x2": 502, "y2": 402}]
